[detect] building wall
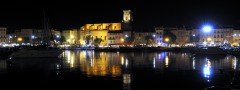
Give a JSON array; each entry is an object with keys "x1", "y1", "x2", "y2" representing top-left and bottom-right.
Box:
[
  {"x1": 62, "y1": 29, "x2": 78, "y2": 44},
  {"x1": 0, "y1": 28, "x2": 7, "y2": 43},
  {"x1": 107, "y1": 31, "x2": 124, "y2": 45},
  {"x1": 155, "y1": 27, "x2": 164, "y2": 45},
  {"x1": 232, "y1": 30, "x2": 240, "y2": 46},
  {"x1": 171, "y1": 29, "x2": 190, "y2": 45},
  {"x1": 199, "y1": 28, "x2": 234, "y2": 45},
  {"x1": 90, "y1": 30, "x2": 108, "y2": 46},
  {"x1": 83, "y1": 23, "x2": 121, "y2": 31},
  {"x1": 134, "y1": 32, "x2": 155, "y2": 45}
]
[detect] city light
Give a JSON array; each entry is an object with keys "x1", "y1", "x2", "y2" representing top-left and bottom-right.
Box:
[
  {"x1": 165, "y1": 38, "x2": 170, "y2": 42},
  {"x1": 153, "y1": 34, "x2": 156, "y2": 37},
  {"x1": 70, "y1": 35, "x2": 74, "y2": 39},
  {"x1": 17, "y1": 37, "x2": 23, "y2": 42},
  {"x1": 56, "y1": 35, "x2": 60, "y2": 38},
  {"x1": 31, "y1": 35, "x2": 35, "y2": 39},
  {"x1": 121, "y1": 38, "x2": 124, "y2": 42},
  {"x1": 202, "y1": 25, "x2": 213, "y2": 33},
  {"x1": 207, "y1": 38, "x2": 212, "y2": 42}
]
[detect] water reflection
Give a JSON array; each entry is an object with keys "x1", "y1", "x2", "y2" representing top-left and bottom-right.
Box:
[
  {"x1": 1, "y1": 51, "x2": 238, "y2": 89},
  {"x1": 62, "y1": 51, "x2": 122, "y2": 77},
  {"x1": 203, "y1": 58, "x2": 211, "y2": 82}
]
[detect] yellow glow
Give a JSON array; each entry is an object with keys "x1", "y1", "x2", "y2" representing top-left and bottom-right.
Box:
[
  {"x1": 121, "y1": 38, "x2": 124, "y2": 42},
  {"x1": 17, "y1": 37, "x2": 23, "y2": 42},
  {"x1": 165, "y1": 56, "x2": 169, "y2": 67},
  {"x1": 165, "y1": 38, "x2": 170, "y2": 42},
  {"x1": 70, "y1": 35, "x2": 74, "y2": 39},
  {"x1": 123, "y1": 74, "x2": 131, "y2": 84},
  {"x1": 67, "y1": 39, "x2": 71, "y2": 42},
  {"x1": 207, "y1": 38, "x2": 212, "y2": 42},
  {"x1": 121, "y1": 56, "x2": 124, "y2": 65}
]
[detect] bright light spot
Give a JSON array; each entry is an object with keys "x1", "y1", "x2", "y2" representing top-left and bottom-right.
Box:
[
  {"x1": 125, "y1": 59, "x2": 128, "y2": 68},
  {"x1": 165, "y1": 56, "x2": 169, "y2": 67},
  {"x1": 207, "y1": 38, "x2": 212, "y2": 42},
  {"x1": 203, "y1": 59, "x2": 211, "y2": 78},
  {"x1": 153, "y1": 58, "x2": 156, "y2": 68},
  {"x1": 125, "y1": 35, "x2": 128, "y2": 37},
  {"x1": 193, "y1": 34, "x2": 196, "y2": 36},
  {"x1": 165, "y1": 38, "x2": 170, "y2": 42},
  {"x1": 31, "y1": 35, "x2": 35, "y2": 39},
  {"x1": 121, "y1": 38, "x2": 124, "y2": 42},
  {"x1": 203, "y1": 25, "x2": 213, "y2": 33},
  {"x1": 70, "y1": 35, "x2": 74, "y2": 39},
  {"x1": 56, "y1": 35, "x2": 60, "y2": 38},
  {"x1": 121, "y1": 57, "x2": 124, "y2": 65},
  {"x1": 17, "y1": 37, "x2": 23, "y2": 42},
  {"x1": 153, "y1": 34, "x2": 156, "y2": 37}
]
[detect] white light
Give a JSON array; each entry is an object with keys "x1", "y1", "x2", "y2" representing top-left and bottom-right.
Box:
[
  {"x1": 31, "y1": 35, "x2": 35, "y2": 39},
  {"x1": 193, "y1": 34, "x2": 196, "y2": 36},
  {"x1": 203, "y1": 25, "x2": 212, "y2": 33},
  {"x1": 153, "y1": 34, "x2": 156, "y2": 37},
  {"x1": 125, "y1": 35, "x2": 128, "y2": 37},
  {"x1": 56, "y1": 35, "x2": 60, "y2": 38}
]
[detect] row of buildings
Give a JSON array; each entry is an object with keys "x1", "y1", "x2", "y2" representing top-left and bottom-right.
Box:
[{"x1": 1, "y1": 10, "x2": 240, "y2": 47}]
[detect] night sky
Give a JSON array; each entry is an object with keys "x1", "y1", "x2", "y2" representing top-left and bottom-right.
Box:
[{"x1": 0, "y1": 0, "x2": 240, "y2": 32}]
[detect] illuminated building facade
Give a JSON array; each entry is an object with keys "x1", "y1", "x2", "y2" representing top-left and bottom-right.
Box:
[
  {"x1": 77, "y1": 10, "x2": 133, "y2": 46},
  {"x1": 108, "y1": 30, "x2": 124, "y2": 46},
  {"x1": 0, "y1": 28, "x2": 7, "y2": 43},
  {"x1": 232, "y1": 29, "x2": 240, "y2": 46},
  {"x1": 155, "y1": 27, "x2": 164, "y2": 46},
  {"x1": 170, "y1": 28, "x2": 191, "y2": 46},
  {"x1": 199, "y1": 28, "x2": 234, "y2": 46},
  {"x1": 62, "y1": 29, "x2": 78, "y2": 44}
]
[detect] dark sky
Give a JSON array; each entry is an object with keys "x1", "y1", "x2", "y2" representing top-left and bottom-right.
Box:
[{"x1": 0, "y1": 0, "x2": 240, "y2": 31}]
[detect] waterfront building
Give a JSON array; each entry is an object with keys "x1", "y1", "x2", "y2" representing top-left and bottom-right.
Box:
[
  {"x1": 170, "y1": 27, "x2": 191, "y2": 46},
  {"x1": 232, "y1": 29, "x2": 240, "y2": 46},
  {"x1": 0, "y1": 28, "x2": 7, "y2": 44},
  {"x1": 155, "y1": 27, "x2": 164, "y2": 46},
  {"x1": 62, "y1": 29, "x2": 78, "y2": 44},
  {"x1": 77, "y1": 10, "x2": 133, "y2": 46}
]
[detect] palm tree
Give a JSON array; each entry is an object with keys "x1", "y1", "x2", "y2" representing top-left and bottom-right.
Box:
[{"x1": 93, "y1": 38, "x2": 103, "y2": 47}]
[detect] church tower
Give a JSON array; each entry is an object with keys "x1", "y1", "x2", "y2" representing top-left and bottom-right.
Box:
[
  {"x1": 123, "y1": 10, "x2": 133, "y2": 23},
  {"x1": 122, "y1": 10, "x2": 133, "y2": 31}
]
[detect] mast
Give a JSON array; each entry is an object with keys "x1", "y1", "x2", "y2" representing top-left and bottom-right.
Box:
[{"x1": 43, "y1": 9, "x2": 56, "y2": 46}]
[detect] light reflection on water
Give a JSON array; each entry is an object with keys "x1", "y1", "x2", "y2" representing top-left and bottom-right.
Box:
[
  {"x1": 0, "y1": 51, "x2": 239, "y2": 89},
  {"x1": 61, "y1": 51, "x2": 238, "y2": 80}
]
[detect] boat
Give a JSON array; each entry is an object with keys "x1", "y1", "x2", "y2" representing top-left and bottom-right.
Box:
[
  {"x1": 10, "y1": 46, "x2": 62, "y2": 58},
  {"x1": 191, "y1": 46, "x2": 227, "y2": 55},
  {"x1": 10, "y1": 10, "x2": 62, "y2": 58}
]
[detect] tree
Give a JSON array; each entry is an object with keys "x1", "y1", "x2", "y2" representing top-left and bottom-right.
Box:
[
  {"x1": 85, "y1": 35, "x2": 91, "y2": 45},
  {"x1": 163, "y1": 31, "x2": 176, "y2": 44},
  {"x1": 60, "y1": 36, "x2": 66, "y2": 44},
  {"x1": 125, "y1": 36, "x2": 135, "y2": 45},
  {"x1": 93, "y1": 38, "x2": 103, "y2": 47},
  {"x1": 145, "y1": 35, "x2": 155, "y2": 45},
  {"x1": 189, "y1": 34, "x2": 200, "y2": 43}
]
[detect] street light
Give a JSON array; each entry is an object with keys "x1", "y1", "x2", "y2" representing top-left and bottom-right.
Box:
[
  {"x1": 202, "y1": 25, "x2": 213, "y2": 33},
  {"x1": 153, "y1": 34, "x2": 156, "y2": 37},
  {"x1": 165, "y1": 38, "x2": 170, "y2": 42},
  {"x1": 17, "y1": 37, "x2": 23, "y2": 42},
  {"x1": 31, "y1": 35, "x2": 35, "y2": 39}
]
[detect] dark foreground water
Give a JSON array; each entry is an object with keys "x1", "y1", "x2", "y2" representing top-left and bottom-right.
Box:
[{"x1": 0, "y1": 50, "x2": 239, "y2": 89}]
